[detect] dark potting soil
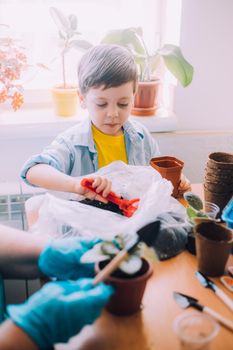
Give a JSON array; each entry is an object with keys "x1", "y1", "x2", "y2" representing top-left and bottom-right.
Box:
[
  {"x1": 79, "y1": 198, "x2": 124, "y2": 215},
  {"x1": 98, "y1": 259, "x2": 148, "y2": 279}
]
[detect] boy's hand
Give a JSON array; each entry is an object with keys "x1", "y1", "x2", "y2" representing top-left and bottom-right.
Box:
[
  {"x1": 74, "y1": 177, "x2": 112, "y2": 203},
  {"x1": 178, "y1": 173, "x2": 192, "y2": 197}
]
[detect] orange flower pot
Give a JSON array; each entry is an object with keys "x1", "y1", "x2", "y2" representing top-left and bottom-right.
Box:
[
  {"x1": 131, "y1": 81, "x2": 160, "y2": 116},
  {"x1": 150, "y1": 156, "x2": 184, "y2": 197}
]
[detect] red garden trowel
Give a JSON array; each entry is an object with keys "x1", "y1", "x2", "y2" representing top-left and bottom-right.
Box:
[{"x1": 80, "y1": 178, "x2": 140, "y2": 218}]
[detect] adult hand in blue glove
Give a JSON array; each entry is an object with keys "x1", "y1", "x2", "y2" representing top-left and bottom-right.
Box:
[
  {"x1": 39, "y1": 237, "x2": 99, "y2": 280},
  {"x1": 7, "y1": 278, "x2": 114, "y2": 349}
]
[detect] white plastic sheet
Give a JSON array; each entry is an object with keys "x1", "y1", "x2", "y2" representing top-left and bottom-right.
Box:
[{"x1": 32, "y1": 161, "x2": 185, "y2": 239}]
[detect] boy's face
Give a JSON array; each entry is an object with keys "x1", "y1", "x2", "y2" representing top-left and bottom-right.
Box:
[{"x1": 80, "y1": 82, "x2": 134, "y2": 136}]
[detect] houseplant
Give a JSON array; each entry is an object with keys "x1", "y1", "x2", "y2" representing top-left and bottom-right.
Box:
[
  {"x1": 184, "y1": 191, "x2": 220, "y2": 255},
  {"x1": 81, "y1": 234, "x2": 156, "y2": 316},
  {"x1": 49, "y1": 7, "x2": 92, "y2": 117},
  {"x1": 0, "y1": 26, "x2": 28, "y2": 111},
  {"x1": 101, "y1": 27, "x2": 193, "y2": 116}
]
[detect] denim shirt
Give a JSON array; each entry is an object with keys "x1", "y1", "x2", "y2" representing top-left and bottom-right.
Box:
[{"x1": 20, "y1": 118, "x2": 160, "y2": 185}]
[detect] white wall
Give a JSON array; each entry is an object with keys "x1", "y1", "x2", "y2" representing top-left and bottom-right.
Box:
[
  {"x1": 154, "y1": 131, "x2": 233, "y2": 183},
  {"x1": 175, "y1": 0, "x2": 233, "y2": 131}
]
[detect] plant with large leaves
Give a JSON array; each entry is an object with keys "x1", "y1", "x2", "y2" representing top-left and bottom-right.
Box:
[
  {"x1": 81, "y1": 233, "x2": 157, "y2": 275},
  {"x1": 101, "y1": 27, "x2": 193, "y2": 86},
  {"x1": 50, "y1": 7, "x2": 92, "y2": 88}
]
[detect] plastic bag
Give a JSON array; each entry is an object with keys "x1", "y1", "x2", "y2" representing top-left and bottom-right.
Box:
[{"x1": 32, "y1": 161, "x2": 186, "y2": 240}]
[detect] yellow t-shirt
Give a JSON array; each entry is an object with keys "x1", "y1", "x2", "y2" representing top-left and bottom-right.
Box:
[{"x1": 92, "y1": 124, "x2": 128, "y2": 168}]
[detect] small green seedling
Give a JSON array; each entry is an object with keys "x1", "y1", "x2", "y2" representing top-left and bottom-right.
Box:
[
  {"x1": 81, "y1": 233, "x2": 157, "y2": 275},
  {"x1": 184, "y1": 192, "x2": 208, "y2": 224}
]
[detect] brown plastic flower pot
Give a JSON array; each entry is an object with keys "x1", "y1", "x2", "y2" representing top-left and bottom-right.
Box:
[
  {"x1": 150, "y1": 156, "x2": 184, "y2": 198},
  {"x1": 95, "y1": 258, "x2": 153, "y2": 316},
  {"x1": 195, "y1": 222, "x2": 233, "y2": 276},
  {"x1": 207, "y1": 152, "x2": 233, "y2": 170}
]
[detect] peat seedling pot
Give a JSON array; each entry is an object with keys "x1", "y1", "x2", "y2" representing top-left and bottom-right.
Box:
[
  {"x1": 95, "y1": 258, "x2": 153, "y2": 316},
  {"x1": 194, "y1": 222, "x2": 233, "y2": 277}
]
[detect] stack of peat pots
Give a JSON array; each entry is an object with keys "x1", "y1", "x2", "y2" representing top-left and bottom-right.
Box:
[{"x1": 204, "y1": 152, "x2": 233, "y2": 215}]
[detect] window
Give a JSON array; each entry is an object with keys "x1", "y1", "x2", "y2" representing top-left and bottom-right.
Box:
[{"x1": 0, "y1": 0, "x2": 182, "y2": 128}]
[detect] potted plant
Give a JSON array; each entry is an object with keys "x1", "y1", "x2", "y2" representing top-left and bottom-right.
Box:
[
  {"x1": 101, "y1": 27, "x2": 193, "y2": 116},
  {"x1": 49, "y1": 7, "x2": 92, "y2": 117},
  {"x1": 81, "y1": 234, "x2": 156, "y2": 316},
  {"x1": 0, "y1": 25, "x2": 28, "y2": 111},
  {"x1": 183, "y1": 192, "x2": 220, "y2": 255}
]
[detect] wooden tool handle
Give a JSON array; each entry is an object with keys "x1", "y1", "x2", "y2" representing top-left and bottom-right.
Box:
[
  {"x1": 216, "y1": 289, "x2": 233, "y2": 312},
  {"x1": 204, "y1": 306, "x2": 233, "y2": 331},
  {"x1": 93, "y1": 250, "x2": 128, "y2": 286}
]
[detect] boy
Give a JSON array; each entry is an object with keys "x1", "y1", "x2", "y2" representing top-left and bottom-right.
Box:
[{"x1": 21, "y1": 44, "x2": 190, "y2": 224}]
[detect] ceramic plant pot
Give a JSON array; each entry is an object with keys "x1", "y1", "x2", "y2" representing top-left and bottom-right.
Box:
[
  {"x1": 51, "y1": 85, "x2": 78, "y2": 117},
  {"x1": 195, "y1": 222, "x2": 233, "y2": 277},
  {"x1": 131, "y1": 81, "x2": 160, "y2": 116},
  {"x1": 150, "y1": 156, "x2": 184, "y2": 198},
  {"x1": 95, "y1": 258, "x2": 153, "y2": 316}
]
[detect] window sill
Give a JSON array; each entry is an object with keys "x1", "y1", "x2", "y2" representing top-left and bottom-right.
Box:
[{"x1": 0, "y1": 106, "x2": 177, "y2": 139}]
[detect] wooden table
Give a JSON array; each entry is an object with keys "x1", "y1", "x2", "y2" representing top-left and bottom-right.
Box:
[{"x1": 57, "y1": 184, "x2": 233, "y2": 350}]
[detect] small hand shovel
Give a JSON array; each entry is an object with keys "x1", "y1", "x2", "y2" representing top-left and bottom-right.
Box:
[
  {"x1": 81, "y1": 178, "x2": 140, "y2": 217},
  {"x1": 173, "y1": 292, "x2": 233, "y2": 332},
  {"x1": 195, "y1": 271, "x2": 233, "y2": 312},
  {"x1": 93, "y1": 220, "x2": 160, "y2": 286}
]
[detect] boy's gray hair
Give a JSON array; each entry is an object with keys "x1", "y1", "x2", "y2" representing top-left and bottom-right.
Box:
[{"x1": 78, "y1": 44, "x2": 138, "y2": 95}]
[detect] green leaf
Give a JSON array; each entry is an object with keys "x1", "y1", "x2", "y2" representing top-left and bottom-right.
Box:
[
  {"x1": 101, "y1": 242, "x2": 120, "y2": 256},
  {"x1": 68, "y1": 14, "x2": 77, "y2": 31},
  {"x1": 196, "y1": 211, "x2": 208, "y2": 218},
  {"x1": 50, "y1": 7, "x2": 71, "y2": 39},
  {"x1": 157, "y1": 44, "x2": 193, "y2": 87},
  {"x1": 119, "y1": 255, "x2": 142, "y2": 274},
  {"x1": 101, "y1": 27, "x2": 146, "y2": 56},
  {"x1": 184, "y1": 192, "x2": 203, "y2": 210},
  {"x1": 68, "y1": 39, "x2": 93, "y2": 51},
  {"x1": 148, "y1": 54, "x2": 160, "y2": 73},
  {"x1": 80, "y1": 243, "x2": 109, "y2": 263},
  {"x1": 186, "y1": 207, "x2": 198, "y2": 220}
]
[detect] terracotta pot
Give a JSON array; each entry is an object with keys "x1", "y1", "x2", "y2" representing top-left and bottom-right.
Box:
[
  {"x1": 95, "y1": 258, "x2": 153, "y2": 316},
  {"x1": 194, "y1": 222, "x2": 233, "y2": 276},
  {"x1": 51, "y1": 85, "x2": 78, "y2": 117},
  {"x1": 207, "y1": 152, "x2": 233, "y2": 170},
  {"x1": 150, "y1": 156, "x2": 184, "y2": 198},
  {"x1": 131, "y1": 81, "x2": 160, "y2": 116},
  {"x1": 204, "y1": 186, "x2": 232, "y2": 214}
]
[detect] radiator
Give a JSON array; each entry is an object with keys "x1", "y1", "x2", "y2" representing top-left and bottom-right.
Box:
[{"x1": 0, "y1": 181, "x2": 44, "y2": 304}]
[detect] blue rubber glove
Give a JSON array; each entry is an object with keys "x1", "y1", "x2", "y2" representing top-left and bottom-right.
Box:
[
  {"x1": 7, "y1": 278, "x2": 114, "y2": 349},
  {"x1": 39, "y1": 238, "x2": 100, "y2": 280}
]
